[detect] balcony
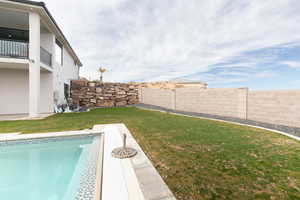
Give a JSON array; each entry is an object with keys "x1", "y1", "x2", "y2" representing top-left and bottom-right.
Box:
[
  {"x1": 0, "y1": 39, "x2": 28, "y2": 59},
  {"x1": 0, "y1": 39, "x2": 52, "y2": 67},
  {"x1": 40, "y1": 46, "x2": 52, "y2": 67}
]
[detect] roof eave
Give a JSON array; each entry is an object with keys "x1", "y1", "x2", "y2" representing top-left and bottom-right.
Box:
[{"x1": 4, "y1": 0, "x2": 83, "y2": 67}]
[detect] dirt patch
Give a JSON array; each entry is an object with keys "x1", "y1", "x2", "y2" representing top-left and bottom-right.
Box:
[{"x1": 169, "y1": 144, "x2": 185, "y2": 151}]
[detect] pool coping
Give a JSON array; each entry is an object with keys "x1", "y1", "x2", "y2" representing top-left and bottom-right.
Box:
[
  {"x1": 0, "y1": 129, "x2": 105, "y2": 200},
  {"x1": 93, "y1": 124, "x2": 176, "y2": 200},
  {"x1": 0, "y1": 129, "x2": 102, "y2": 142},
  {"x1": 94, "y1": 134, "x2": 105, "y2": 200}
]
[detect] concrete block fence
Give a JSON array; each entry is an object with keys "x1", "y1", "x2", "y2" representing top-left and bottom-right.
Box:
[
  {"x1": 247, "y1": 90, "x2": 300, "y2": 128},
  {"x1": 139, "y1": 88, "x2": 300, "y2": 128}
]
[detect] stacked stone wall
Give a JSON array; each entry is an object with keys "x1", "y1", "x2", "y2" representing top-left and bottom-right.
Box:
[{"x1": 70, "y1": 80, "x2": 139, "y2": 107}]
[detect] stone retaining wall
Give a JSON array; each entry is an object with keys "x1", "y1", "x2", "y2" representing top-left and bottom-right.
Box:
[{"x1": 70, "y1": 80, "x2": 139, "y2": 107}]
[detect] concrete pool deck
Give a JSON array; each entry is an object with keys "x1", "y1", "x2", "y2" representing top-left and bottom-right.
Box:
[{"x1": 93, "y1": 124, "x2": 176, "y2": 200}]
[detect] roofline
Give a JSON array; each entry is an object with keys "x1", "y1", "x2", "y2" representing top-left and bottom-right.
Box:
[
  {"x1": 5, "y1": 0, "x2": 83, "y2": 67},
  {"x1": 6, "y1": 0, "x2": 44, "y2": 6}
]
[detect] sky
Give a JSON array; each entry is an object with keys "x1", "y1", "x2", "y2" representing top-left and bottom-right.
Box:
[{"x1": 37, "y1": 0, "x2": 300, "y2": 90}]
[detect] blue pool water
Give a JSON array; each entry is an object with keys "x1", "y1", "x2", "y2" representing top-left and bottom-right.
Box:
[{"x1": 0, "y1": 136, "x2": 98, "y2": 200}]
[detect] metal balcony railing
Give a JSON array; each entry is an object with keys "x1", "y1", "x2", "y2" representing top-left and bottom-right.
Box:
[
  {"x1": 40, "y1": 47, "x2": 52, "y2": 67},
  {"x1": 0, "y1": 39, "x2": 28, "y2": 59},
  {"x1": 0, "y1": 39, "x2": 53, "y2": 67}
]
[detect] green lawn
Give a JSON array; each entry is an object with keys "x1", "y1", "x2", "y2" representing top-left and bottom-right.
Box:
[{"x1": 0, "y1": 107, "x2": 300, "y2": 199}]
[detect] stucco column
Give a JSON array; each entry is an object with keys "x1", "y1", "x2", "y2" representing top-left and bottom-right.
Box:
[
  {"x1": 29, "y1": 12, "x2": 41, "y2": 117},
  {"x1": 50, "y1": 34, "x2": 58, "y2": 105}
]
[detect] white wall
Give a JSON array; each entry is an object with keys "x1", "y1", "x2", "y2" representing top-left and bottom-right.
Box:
[
  {"x1": 52, "y1": 46, "x2": 79, "y2": 105},
  {"x1": 40, "y1": 29, "x2": 53, "y2": 53},
  {"x1": 40, "y1": 71, "x2": 53, "y2": 113},
  {"x1": 62, "y1": 47, "x2": 79, "y2": 81},
  {"x1": 0, "y1": 68, "x2": 29, "y2": 115},
  {"x1": 0, "y1": 15, "x2": 80, "y2": 115},
  {"x1": 0, "y1": 68, "x2": 54, "y2": 115}
]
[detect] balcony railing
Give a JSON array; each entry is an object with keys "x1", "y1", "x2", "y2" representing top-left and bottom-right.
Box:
[
  {"x1": 0, "y1": 39, "x2": 28, "y2": 59},
  {"x1": 40, "y1": 47, "x2": 52, "y2": 67},
  {"x1": 0, "y1": 39, "x2": 52, "y2": 67}
]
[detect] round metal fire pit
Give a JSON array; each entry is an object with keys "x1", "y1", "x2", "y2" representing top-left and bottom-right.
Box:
[{"x1": 111, "y1": 134, "x2": 137, "y2": 159}]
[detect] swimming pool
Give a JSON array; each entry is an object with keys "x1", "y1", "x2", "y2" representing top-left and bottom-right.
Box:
[{"x1": 0, "y1": 134, "x2": 103, "y2": 200}]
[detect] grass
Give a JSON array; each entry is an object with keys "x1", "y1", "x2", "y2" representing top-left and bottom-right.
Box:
[{"x1": 0, "y1": 107, "x2": 300, "y2": 199}]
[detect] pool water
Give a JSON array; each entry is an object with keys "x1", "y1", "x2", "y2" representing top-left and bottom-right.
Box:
[{"x1": 0, "y1": 136, "x2": 99, "y2": 200}]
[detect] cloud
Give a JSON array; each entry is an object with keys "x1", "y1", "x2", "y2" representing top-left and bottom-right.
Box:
[
  {"x1": 281, "y1": 61, "x2": 300, "y2": 69},
  {"x1": 255, "y1": 71, "x2": 277, "y2": 78},
  {"x1": 38, "y1": 0, "x2": 300, "y2": 83},
  {"x1": 291, "y1": 80, "x2": 300, "y2": 85}
]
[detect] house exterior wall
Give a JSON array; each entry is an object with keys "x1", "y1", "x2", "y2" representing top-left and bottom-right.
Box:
[
  {"x1": 40, "y1": 30, "x2": 53, "y2": 53},
  {"x1": 52, "y1": 47, "x2": 79, "y2": 105},
  {"x1": 28, "y1": 11, "x2": 40, "y2": 117},
  {"x1": 0, "y1": 38, "x2": 79, "y2": 115},
  {"x1": 0, "y1": 69, "x2": 53, "y2": 115},
  {"x1": 0, "y1": 8, "x2": 81, "y2": 115},
  {"x1": 0, "y1": 68, "x2": 29, "y2": 115},
  {"x1": 40, "y1": 71, "x2": 53, "y2": 113},
  {"x1": 62, "y1": 47, "x2": 80, "y2": 81}
]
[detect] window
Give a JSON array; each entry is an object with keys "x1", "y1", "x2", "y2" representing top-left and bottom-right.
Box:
[
  {"x1": 64, "y1": 83, "x2": 70, "y2": 99},
  {"x1": 0, "y1": 27, "x2": 29, "y2": 42},
  {"x1": 55, "y1": 39, "x2": 63, "y2": 66}
]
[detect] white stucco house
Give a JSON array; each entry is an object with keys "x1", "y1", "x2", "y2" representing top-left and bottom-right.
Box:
[{"x1": 0, "y1": 0, "x2": 82, "y2": 117}]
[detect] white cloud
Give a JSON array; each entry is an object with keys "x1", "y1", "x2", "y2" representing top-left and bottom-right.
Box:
[
  {"x1": 281, "y1": 61, "x2": 300, "y2": 69},
  {"x1": 195, "y1": 73, "x2": 249, "y2": 85},
  {"x1": 38, "y1": 0, "x2": 300, "y2": 82},
  {"x1": 255, "y1": 71, "x2": 277, "y2": 78},
  {"x1": 291, "y1": 80, "x2": 300, "y2": 85},
  {"x1": 189, "y1": 69, "x2": 277, "y2": 86}
]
